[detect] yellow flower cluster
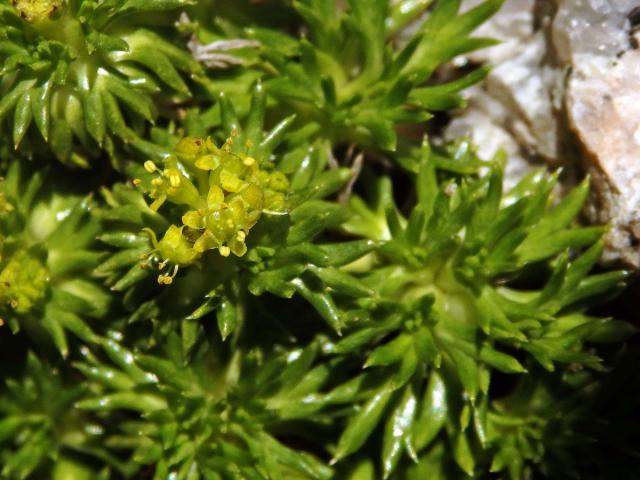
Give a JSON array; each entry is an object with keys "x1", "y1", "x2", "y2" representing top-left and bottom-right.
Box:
[
  {"x1": 0, "y1": 250, "x2": 49, "y2": 315},
  {"x1": 12, "y1": 0, "x2": 62, "y2": 23},
  {"x1": 142, "y1": 136, "x2": 289, "y2": 283}
]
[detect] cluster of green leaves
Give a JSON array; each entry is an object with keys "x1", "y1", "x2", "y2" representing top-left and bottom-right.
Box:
[
  {"x1": 0, "y1": 1, "x2": 637, "y2": 479},
  {"x1": 0, "y1": 0, "x2": 201, "y2": 167},
  {"x1": 254, "y1": 0, "x2": 500, "y2": 150},
  {"x1": 0, "y1": 161, "x2": 109, "y2": 356},
  {"x1": 295, "y1": 145, "x2": 633, "y2": 478},
  {"x1": 96, "y1": 83, "x2": 373, "y2": 350}
]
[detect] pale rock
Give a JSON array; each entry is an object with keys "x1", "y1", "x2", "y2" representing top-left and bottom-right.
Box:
[
  {"x1": 554, "y1": 0, "x2": 640, "y2": 266},
  {"x1": 450, "y1": 0, "x2": 640, "y2": 267},
  {"x1": 447, "y1": 0, "x2": 557, "y2": 187}
]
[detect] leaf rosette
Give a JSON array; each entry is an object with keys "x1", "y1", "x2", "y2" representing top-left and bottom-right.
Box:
[
  {"x1": 0, "y1": 161, "x2": 109, "y2": 356},
  {"x1": 0, "y1": 0, "x2": 202, "y2": 167}
]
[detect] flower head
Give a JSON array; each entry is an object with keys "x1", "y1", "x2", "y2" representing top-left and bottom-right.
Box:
[
  {"x1": 11, "y1": 0, "x2": 62, "y2": 23},
  {"x1": 0, "y1": 250, "x2": 49, "y2": 315},
  {"x1": 142, "y1": 135, "x2": 289, "y2": 269}
]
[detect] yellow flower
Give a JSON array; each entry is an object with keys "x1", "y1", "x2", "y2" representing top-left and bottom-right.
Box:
[
  {"x1": 12, "y1": 0, "x2": 62, "y2": 23},
  {"x1": 156, "y1": 225, "x2": 199, "y2": 267},
  {"x1": 0, "y1": 251, "x2": 49, "y2": 314},
  {"x1": 141, "y1": 136, "x2": 291, "y2": 270}
]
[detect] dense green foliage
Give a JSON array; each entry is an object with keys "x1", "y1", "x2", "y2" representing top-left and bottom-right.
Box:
[{"x1": 0, "y1": 0, "x2": 637, "y2": 479}]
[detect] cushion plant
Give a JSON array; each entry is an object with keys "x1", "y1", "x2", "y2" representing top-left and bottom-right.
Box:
[{"x1": 0, "y1": 1, "x2": 636, "y2": 479}]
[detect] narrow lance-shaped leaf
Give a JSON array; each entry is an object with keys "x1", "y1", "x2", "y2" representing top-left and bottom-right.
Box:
[
  {"x1": 382, "y1": 385, "x2": 418, "y2": 478},
  {"x1": 332, "y1": 385, "x2": 393, "y2": 463}
]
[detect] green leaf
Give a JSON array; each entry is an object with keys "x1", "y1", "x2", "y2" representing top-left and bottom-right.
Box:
[
  {"x1": 531, "y1": 176, "x2": 590, "y2": 239},
  {"x1": 76, "y1": 392, "x2": 165, "y2": 413},
  {"x1": 101, "y1": 338, "x2": 155, "y2": 385},
  {"x1": 217, "y1": 298, "x2": 237, "y2": 340},
  {"x1": 42, "y1": 313, "x2": 68, "y2": 357},
  {"x1": 308, "y1": 265, "x2": 374, "y2": 297},
  {"x1": 355, "y1": 113, "x2": 397, "y2": 150},
  {"x1": 517, "y1": 227, "x2": 605, "y2": 264},
  {"x1": 392, "y1": 348, "x2": 418, "y2": 389},
  {"x1": 332, "y1": 385, "x2": 393, "y2": 463},
  {"x1": 73, "y1": 362, "x2": 136, "y2": 391},
  {"x1": 320, "y1": 240, "x2": 378, "y2": 266},
  {"x1": 439, "y1": 0, "x2": 504, "y2": 38},
  {"x1": 410, "y1": 66, "x2": 490, "y2": 110},
  {"x1": 382, "y1": 385, "x2": 417, "y2": 478},
  {"x1": 277, "y1": 343, "x2": 320, "y2": 393},
  {"x1": 87, "y1": 31, "x2": 129, "y2": 53},
  {"x1": 0, "y1": 79, "x2": 34, "y2": 122},
  {"x1": 447, "y1": 346, "x2": 479, "y2": 401},
  {"x1": 134, "y1": 354, "x2": 192, "y2": 391},
  {"x1": 249, "y1": 265, "x2": 304, "y2": 297},
  {"x1": 295, "y1": 167, "x2": 352, "y2": 203},
  {"x1": 292, "y1": 277, "x2": 344, "y2": 333},
  {"x1": 452, "y1": 430, "x2": 475, "y2": 475},
  {"x1": 416, "y1": 153, "x2": 438, "y2": 221},
  {"x1": 387, "y1": 0, "x2": 433, "y2": 34},
  {"x1": 0, "y1": 417, "x2": 26, "y2": 444},
  {"x1": 181, "y1": 318, "x2": 202, "y2": 359},
  {"x1": 587, "y1": 319, "x2": 638, "y2": 343},
  {"x1": 245, "y1": 81, "x2": 266, "y2": 142},
  {"x1": 478, "y1": 345, "x2": 526, "y2": 374},
  {"x1": 32, "y1": 80, "x2": 52, "y2": 140},
  {"x1": 331, "y1": 327, "x2": 389, "y2": 355},
  {"x1": 13, "y1": 88, "x2": 33, "y2": 148},
  {"x1": 562, "y1": 270, "x2": 628, "y2": 308},
  {"x1": 346, "y1": 0, "x2": 388, "y2": 79},
  {"x1": 126, "y1": 34, "x2": 190, "y2": 94},
  {"x1": 99, "y1": 232, "x2": 149, "y2": 249},
  {"x1": 288, "y1": 201, "x2": 350, "y2": 244},
  {"x1": 365, "y1": 334, "x2": 411, "y2": 368},
  {"x1": 106, "y1": 76, "x2": 156, "y2": 121},
  {"x1": 96, "y1": 248, "x2": 147, "y2": 275},
  {"x1": 120, "y1": 0, "x2": 193, "y2": 13},
  {"x1": 414, "y1": 326, "x2": 439, "y2": 365},
  {"x1": 54, "y1": 309, "x2": 99, "y2": 344},
  {"x1": 102, "y1": 90, "x2": 133, "y2": 140}
]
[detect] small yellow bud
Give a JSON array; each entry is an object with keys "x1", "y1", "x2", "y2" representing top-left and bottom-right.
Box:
[
  {"x1": 182, "y1": 210, "x2": 204, "y2": 229},
  {"x1": 132, "y1": 178, "x2": 141, "y2": 186},
  {"x1": 269, "y1": 171, "x2": 290, "y2": 192},
  {"x1": 158, "y1": 274, "x2": 173, "y2": 285},
  {"x1": 175, "y1": 137, "x2": 206, "y2": 157},
  {"x1": 243, "y1": 156, "x2": 256, "y2": 166},
  {"x1": 144, "y1": 160, "x2": 157, "y2": 173},
  {"x1": 0, "y1": 251, "x2": 48, "y2": 314},
  {"x1": 219, "y1": 246, "x2": 231, "y2": 257},
  {"x1": 207, "y1": 185, "x2": 224, "y2": 206},
  {"x1": 168, "y1": 173, "x2": 181, "y2": 188},
  {"x1": 236, "y1": 230, "x2": 246, "y2": 242},
  {"x1": 219, "y1": 169, "x2": 243, "y2": 193},
  {"x1": 156, "y1": 225, "x2": 198, "y2": 266},
  {"x1": 195, "y1": 154, "x2": 220, "y2": 171},
  {"x1": 193, "y1": 230, "x2": 217, "y2": 253}
]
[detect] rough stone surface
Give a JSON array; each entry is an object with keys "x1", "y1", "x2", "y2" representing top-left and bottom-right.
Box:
[
  {"x1": 555, "y1": 0, "x2": 640, "y2": 266},
  {"x1": 449, "y1": 0, "x2": 640, "y2": 267},
  {"x1": 454, "y1": 0, "x2": 559, "y2": 162}
]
